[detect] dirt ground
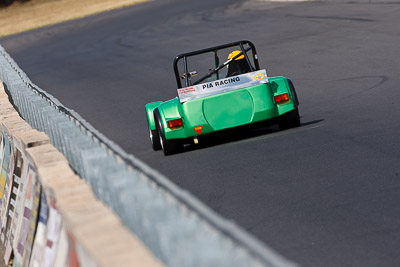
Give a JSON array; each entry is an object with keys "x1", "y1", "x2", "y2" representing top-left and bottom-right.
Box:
[{"x1": 0, "y1": 0, "x2": 149, "y2": 37}]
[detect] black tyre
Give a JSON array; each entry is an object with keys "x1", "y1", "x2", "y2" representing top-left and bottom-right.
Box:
[
  {"x1": 279, "y1": 108, "x2": 300, "y2": 130},
  {"x1": 154, "y1": 109, "x2": 183, "y2": 156},
  {"x1": 287, "y1": 79, "x2": 299, "y2": 106},
  {"x1": 149, "y1": 125, "x2": 161, "y2": 151}
]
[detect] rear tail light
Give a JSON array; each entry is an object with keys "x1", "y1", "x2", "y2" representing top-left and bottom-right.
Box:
[
  {"x1": 167, "y1": 118, "x2": 183, "y2": 130},
  {"x1": 274, "y1": 93, "x2": 290, "y2": 103}
]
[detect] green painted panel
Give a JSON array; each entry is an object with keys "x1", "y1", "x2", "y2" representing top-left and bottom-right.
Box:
[
  {"x1": 145, "y1": 101, "x2": 162, "y2": 130},
  {"x1": 203, "y1": 90, "x2": 254, "y2": 130}
]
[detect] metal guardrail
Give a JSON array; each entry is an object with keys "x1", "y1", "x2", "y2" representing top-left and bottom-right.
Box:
[{"x1": 0, "y1": 44, "x2": 297, "y2": 267}]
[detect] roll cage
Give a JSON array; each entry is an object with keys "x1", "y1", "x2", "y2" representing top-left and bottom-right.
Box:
[{"x1": 173, "y1": 40, "x2": 261, "y2": 89}]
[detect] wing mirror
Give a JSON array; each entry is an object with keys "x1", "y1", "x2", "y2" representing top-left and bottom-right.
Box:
[{"x1": 181, "y1": 71, "x2": 198, "y2": 79}]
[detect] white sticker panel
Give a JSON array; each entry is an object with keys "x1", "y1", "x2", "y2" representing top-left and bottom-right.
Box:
[{"x1": 178, "y1": 69, "x2": 268, "y2": 103}]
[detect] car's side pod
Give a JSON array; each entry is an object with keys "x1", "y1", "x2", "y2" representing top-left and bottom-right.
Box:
[{"x1": 145, "y1": 101, "x2": 162, "y2": 131}]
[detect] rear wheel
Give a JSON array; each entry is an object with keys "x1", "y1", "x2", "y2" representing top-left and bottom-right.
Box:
[
  {"x1": 149, "y1": 126, "x2": 161, "y2": 151},
  {"x1": 279, "y1": 108, "x2": 300, "y2": 130},
  {"x1": 159, "y1": 133, "x2": 183, "y2": 156},
  {"x1": 279, "y1": 79, "x2": 300, "y2": 130},
  {"x1": 287, "y1": 79, "x2": 299, "y2": 106},
  {"x1": 154, "y1": 109, "x2": 183, "y2": 156}
]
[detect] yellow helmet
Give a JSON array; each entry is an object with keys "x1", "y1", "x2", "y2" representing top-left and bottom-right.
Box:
[{"x1": 228, "y1": 50, "x2": 245, "y2": 60}]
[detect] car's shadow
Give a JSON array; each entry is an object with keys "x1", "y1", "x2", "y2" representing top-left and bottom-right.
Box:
[{"x1": 182, "y1": 118, "x2": 324, "y2": 153}]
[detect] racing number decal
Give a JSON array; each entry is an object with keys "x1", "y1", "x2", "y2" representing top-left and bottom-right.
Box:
[
  {"x1": 254, "y1": 74, "x2": 265, "y2": 81},
  {"x1": 194, "y1": 126, "x2": 203, "y2": 135}
]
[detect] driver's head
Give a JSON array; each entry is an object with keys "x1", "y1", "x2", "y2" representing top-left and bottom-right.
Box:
[
  {"x1": 228, "y1": 50, "x2": 245, "y2": 61},
  {"x1": 226, "y1": 50, "x2": 250, "y2": 77}
]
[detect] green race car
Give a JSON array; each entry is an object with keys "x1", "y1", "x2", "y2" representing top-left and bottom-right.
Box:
[{"x1": 145, "y1": 40, "x2": 300, "y2": 155}]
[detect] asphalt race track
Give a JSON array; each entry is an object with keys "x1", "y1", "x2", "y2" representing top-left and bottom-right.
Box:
[{"x1": 2, "y1": 0, "x2": 400, "y2": 266}]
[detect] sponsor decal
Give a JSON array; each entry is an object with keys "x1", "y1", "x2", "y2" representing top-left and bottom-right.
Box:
[
  {"x1": 254, "y1": 74, "x2": 265, "y2": 80},
  {"x1": 178, "y1": 87, "x2": 195, "y2": 94},
  {"x1": 201, "y1": 77, "x2": 241, "y2": 90},
  {"x1": 194, "y1": 126, "x2": 203, "y2": 135},
  {"x1": 178, "y1": 69, "x2": 268, "y2": 103}
]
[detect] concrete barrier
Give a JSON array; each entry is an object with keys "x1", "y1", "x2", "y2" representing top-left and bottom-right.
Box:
[{"x1": 0, "y1": 81, "x2": 163, "y2": 267}]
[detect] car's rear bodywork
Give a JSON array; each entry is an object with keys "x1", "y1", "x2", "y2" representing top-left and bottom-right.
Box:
[{"x1": 145, "y1": 40, "x2": 300, "y2": 155}]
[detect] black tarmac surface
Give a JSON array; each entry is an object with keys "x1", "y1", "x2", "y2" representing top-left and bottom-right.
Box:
[{"x1": 2, "y1": 0, "x2": 400, "y2": 266}]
